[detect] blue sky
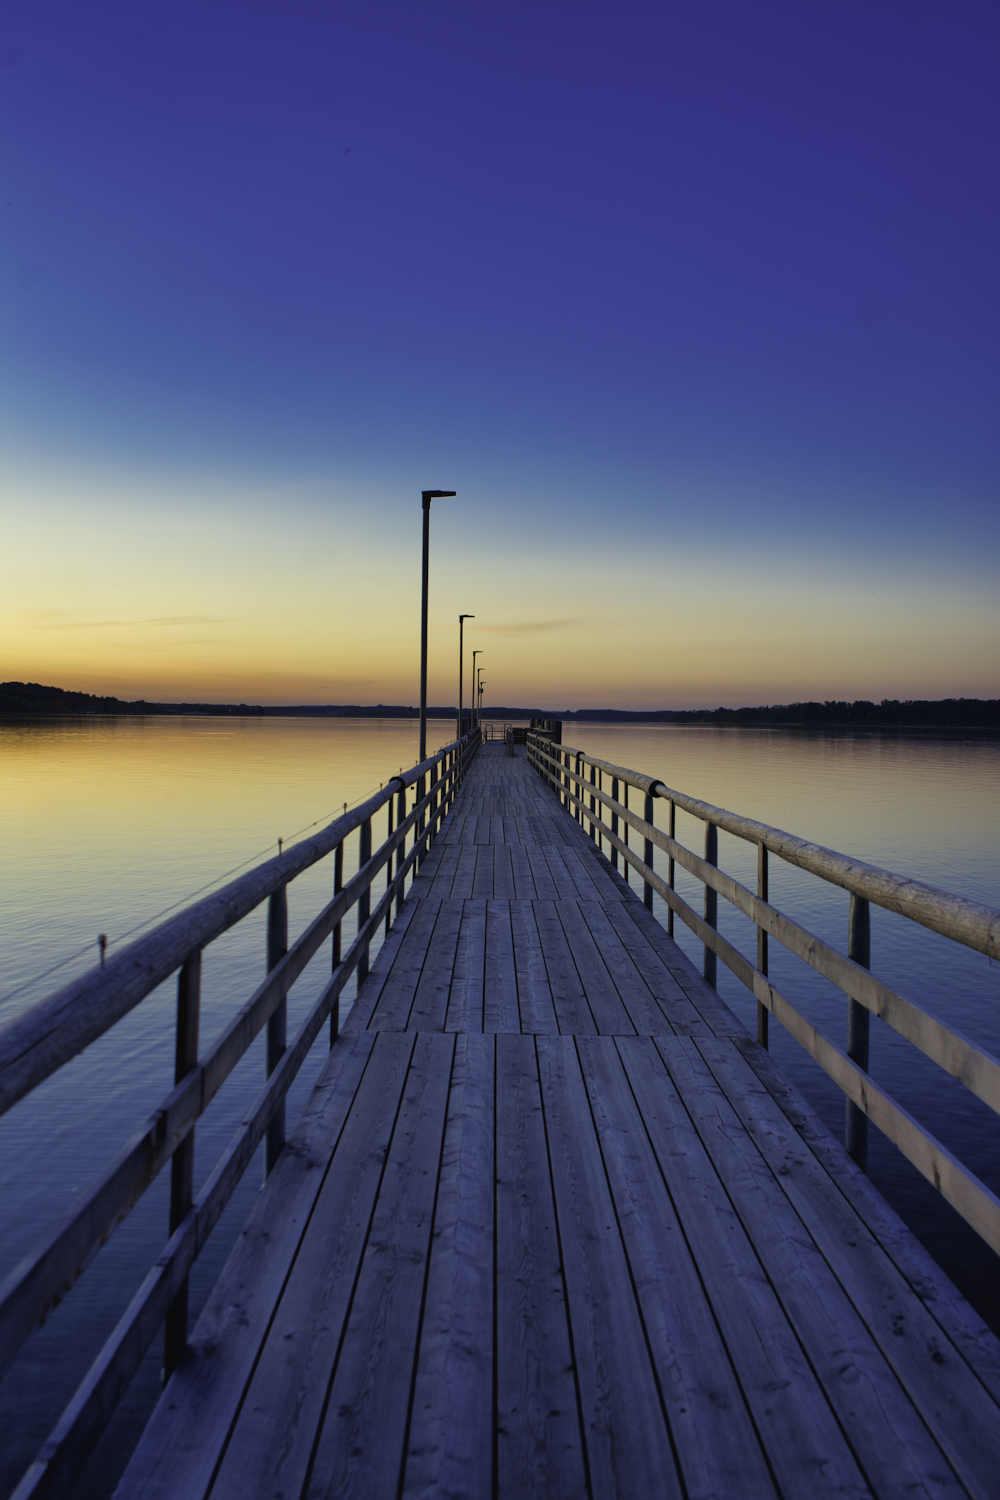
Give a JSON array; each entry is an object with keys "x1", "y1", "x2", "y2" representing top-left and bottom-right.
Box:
[{"x1": 2, "y1": 1, "x2": 998, "y2": 707}]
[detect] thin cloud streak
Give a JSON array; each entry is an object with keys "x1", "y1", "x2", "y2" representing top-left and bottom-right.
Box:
[{"x1": 474, "y1": 617, "x2": 586, "y2": 638}]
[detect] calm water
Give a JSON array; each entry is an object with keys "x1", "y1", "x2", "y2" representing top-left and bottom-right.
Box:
[{"x1": 1, "y1": 717, "x2": 999, "y2": 1496}]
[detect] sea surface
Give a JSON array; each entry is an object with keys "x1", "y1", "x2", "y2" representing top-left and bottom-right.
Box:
[{"x1": 1, "y1": 716, "x2": 999, "y2": 1497}]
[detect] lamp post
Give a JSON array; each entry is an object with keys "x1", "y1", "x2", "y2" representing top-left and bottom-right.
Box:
[
  {"x1": 419, "y1": 489, "x2": 456, "y2": 763},
  {"x1": 458, "y1": 614, "x2": 474, "y2": 742},
  {"x1": 477, "y1": 667, "x2": 485, "y2": 730},
  {"x1": 470, "y1": 650, "x2": 482, "y2": 732}
]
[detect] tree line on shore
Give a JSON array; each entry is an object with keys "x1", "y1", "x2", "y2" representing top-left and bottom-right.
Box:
[{"x1": 2, "y1": 682, "x2": 997, "y2": 728}]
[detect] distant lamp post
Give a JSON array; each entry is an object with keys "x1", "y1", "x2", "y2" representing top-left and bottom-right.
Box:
[
  {"x1": 458, "y1": 614, "x2": 474, "y2": 741},
  {"x1": 419, "y1": 489, "x2": 456, "y2": 762},
  {"x1": 470, "y1": 649, "x2": 483, "y2": 731},
  {"x1": 477, "y1": 668, "x2": 485, "y2": 728}
]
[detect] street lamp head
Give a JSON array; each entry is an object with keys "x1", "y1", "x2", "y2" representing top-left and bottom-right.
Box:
[
  {"x1": 422, "y1": 489, "x2": 457, "y2": 507},
  {"x1": 459, "y1": 613, "x2": 475, "y2": 622}
]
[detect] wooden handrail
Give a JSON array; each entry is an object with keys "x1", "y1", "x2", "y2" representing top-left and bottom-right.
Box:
[
  {"x1": 0, "y1": 732, "x2": 479, "y2": 1399},
  {"x1": 526, "y1": 732, "x2": 1000, "y2": 1256},
  {"x1": 538, "y1": 739, "x2": 1000, "y2": 960}
]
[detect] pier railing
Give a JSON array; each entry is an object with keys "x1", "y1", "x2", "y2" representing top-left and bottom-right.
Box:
[
  {"x1": 0, "y1": 730, "x2": 479, "y2": 1500},
  {"x1": 527, "y1": 732, "x2": 1000, "y2": 1257}
]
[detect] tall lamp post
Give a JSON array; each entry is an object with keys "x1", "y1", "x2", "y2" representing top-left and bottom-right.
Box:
[
  {"x1": 477, "y1": 667, "x2": 485, "y2": 729},
  {"x1": 458, "y1": 614, "x2": 474, "y2": 742},
  {"x1": 470, "y1": 650, "x2": 483, "y2": 732},
  {"x1": 419, "y1": 489, "x2": 456, "y2": 763}
]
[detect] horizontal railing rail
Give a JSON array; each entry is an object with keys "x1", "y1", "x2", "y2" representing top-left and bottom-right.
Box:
[
  {"x1": 0, "y1": 730, "x2": 479, "y2": 1500},
  {"x1": 526, "y1": 732, "x2": 1000, "y2": 1260}
]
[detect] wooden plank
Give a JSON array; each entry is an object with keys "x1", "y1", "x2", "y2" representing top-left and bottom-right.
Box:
[
  {"x1": 509, "y1": 902, "x2": 557, "y2": 1035},
  {"x1": 693, "y1": 1034, "x2": 1000, "y2": 1498},
  {"x1": 728, "y1": 1031, "x2": 1000, "y2": 1404},
  {"x1": 444, "y1": 899, "x2": 487, "y2": 1033},
  {"x1": 408, "y1": 899, "x2": 465, "y2": 1030},
  {"x1": 450, "y1": 846, "x2": 480, "y2": 899},
  {"x1": 659, "y1": 1035, "x2": 966, "y2": 1500},
  {"x1": 472, "y1": 846, "x2": 495, "y2": 899},
  {"x1": 616, "y1": 1035, "x2": 872, "y2": 1498},
  {"x1": 614, "y1": 899, "x2": 747, "y2": 1035},
  {"x1": 575, "y1": 1035, "x2": 776, "y2": 1499},
  {"x1": 536, "y1": 1035, "x2": 679, "y2": 1498},
  {"x1": 495, "y1": 1034, "x2": 587, "y2": 1499},
  {"x1": 344, "y1": 897, "x2": 422, "y2": 1031},
  {"x1": 501, "y1": 816, "x2": 521, "y2": 845},
  {"x1": 402, "y1": 1034, "x2": 494, "y2": 1500},
  {"x1": 473, "y1": 815, "x2": 492, "y2": 845},
  {"x1": 539, "y1": 847, "x2": 582, "y2": 901},
  {"x1": 419, "y1": 842, "x2": 460, "y2": 898},
  {"x1": 493, "y1": 844, "x2": 517, "y2": 899},
  {"x1": 523, "y1": 846, "x2": 559, "y2": 900},
  {"x1": 532, "y1": 900, "x2": 596, "y2": 1034},
  {"x1": 360, "y1": 898, "x2": 442, "y2": 1031},
  {"x1": 509, "y1": 845, "x2": 537, "y2": 900},
  {"x1": 553, "y1": 900, "x2": 635, "y2": 1035},
  {"x1": 485, "y1": 901, "x2": 520, "y2": 1034},
  {"x1": 573, "y1": 902, "x2": 677, "y2": 1035},
  {"x1": 597, "y1": 900, "x2": 711, "y2": 1036},
  {"x1": 113, "y1": 1030, "x2": 391, "y2": 1500},
  {"x1": 305, "y1": 1033, "x2": 456, "y2": 1499}
]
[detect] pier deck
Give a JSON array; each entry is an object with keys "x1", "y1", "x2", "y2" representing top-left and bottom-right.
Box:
[{"x1": 117, "y1": 746, "x2": 1000, "y2": 1500}]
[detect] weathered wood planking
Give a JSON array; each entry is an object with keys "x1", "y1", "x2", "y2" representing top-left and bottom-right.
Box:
[{"x1": 114, "y1": 744, "x2": 1000, "y2": 1500}]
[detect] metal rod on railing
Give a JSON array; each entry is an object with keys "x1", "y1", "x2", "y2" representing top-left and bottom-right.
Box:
[
  {"x1": 164, "y1": 948, "x2": 201, "y2": 1377},
  {"x1": 610, "y1": 778, "x2": 619, "y2": 870},
  {"x1": 756, "y1": 843, "x2": 768, "y2": 1048},
  {"x1": 643, "y1": 793, "x2": 654, "y2": 912},
  {"x1": 265, "y1": 887, "x2": 288, "y2": 1177},
  {"x1": 846, "y1": 895, "x2": 871, "y2": 1168}
]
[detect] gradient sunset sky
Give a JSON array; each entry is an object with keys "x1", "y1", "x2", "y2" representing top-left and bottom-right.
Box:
[{"x1": 2, "y1": 2, "x2": 998, "y2": 709}]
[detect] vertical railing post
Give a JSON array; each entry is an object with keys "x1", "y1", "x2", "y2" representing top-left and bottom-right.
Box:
[
  {"x1": 164, "y1": 948, "x2": 201, "y2": 1378},
  {"x1": 357, "y1": 815, "x2": 372, "y2": 985},
  {"x1": 385, "y1": 793, "x2": 395, "y2": 938},
  {"x1": 416, "y1": 772, "x2": 426, "y2": 868},
  {"x1": 610, "y1": 777, "x2": 619, "y2": 870},
  {"x1": 589, "y1": 764, "x2": 597, "y2": 841},
  {"x1": 265, "y1": 886, "x2": 288, "y2": 1177},
  {"x1": 756, "y1": 842, "x2": 769, "y2": 1048},
  {"x1": 563, "y1": 751, "x2": 570, "y2": 809},
  {"x1": 331, "y1": 841, "x2": 344, "y2": 1046},
  {"x1": 643, "y1": 792, "x2": 655, "y2": 912},
  {"x1": 703, "y1": 822, "x2": 718, "y2": 988},
  {"x1": 845, "y1": 894, "x2": 871, "y2": 1169},
  {"x1": 396, "y1": 782, "x2": 407, "y2": 919},
  {"x1": 666, "y1": 800, "x2": 675, "y2": 936},
  {"x1": 623, "y1": 784, "x2": 629, "y2": 883},
  {"x1": 576, "y1": 755, "x2": 583, "y2": 823}
]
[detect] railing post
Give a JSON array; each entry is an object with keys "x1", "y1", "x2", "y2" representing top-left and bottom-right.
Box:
[
  {"x1": 416, "y1": 772, "x2": 426, "y2": 868},
  {"x1": 623, "y1": 783, "x2": 629, "y2": 883},
  {"x1": 667, "y1": 799, "x2": 675, "y2": 936},
  {"x1": 610, "y1": 777, "x2": 619, "y2": 870},
  {"x1": 265, "y1": 886, "x2": 288, "y2": 1178},
  {"x1": 385, "y1": 793, "x2": 395, "y2": 938},
  {"x1": 563, "y1": 750, "x2": 570, "y2": 809},
  {"x1": 846, "y1": 894, "x2": 871, "y2": 1169},
  {"x1": 357, "y1": 815, "x2": 372, "y2": 985},
  {"x1": 164, "y1": 948, "x2": 201, "y2": 1378},
  {"x1": 396, "y1": 782, "x2": 407, "y2": 919},
  {"x1": 703, "y1": 822, "x2": 718, "y2": 988},
  {"x1": 643, "y1": 792, "x2": 654, "y2": 912},
  {"x1": 429, "y1": 760, "x2": 440, "y2": 846},
  {"x1": 576, "y1": 755, "x2": 583, "y2": 823},
  {"x1": 756, "y1": 842, "x2": 768, "y2": 1048},
  {"x1": 589, "y1": 764, "x2": 597, "y2": 841},
  {"x1": 331, "y1": 841, "x2": 343, "y2": 1045}
]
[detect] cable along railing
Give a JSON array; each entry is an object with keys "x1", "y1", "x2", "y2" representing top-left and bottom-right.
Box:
[
  {"x1": 526, "y1": 731, "x2": 1000, "y2": 1258},
  {"x1": 0, "y1": 730, "x2": 480, "y2": 1500}
]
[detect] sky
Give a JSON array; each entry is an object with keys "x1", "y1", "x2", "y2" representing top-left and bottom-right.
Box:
[{"x1": 2, "y1": 0, "x2": 998, "y2": 710}]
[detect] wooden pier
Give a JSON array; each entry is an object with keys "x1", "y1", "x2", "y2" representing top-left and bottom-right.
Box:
[{"x1": 107, "y1": 744, "x2": 1000, "y2": 1500}]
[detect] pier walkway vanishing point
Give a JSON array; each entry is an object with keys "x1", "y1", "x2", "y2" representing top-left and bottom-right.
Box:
[
  {"x1": 4, "y1": 735, "x2": 1000, "y2": 1500},
  {"x1": 118, "y1": 744, "x2": 1000, "y2": 1500}
]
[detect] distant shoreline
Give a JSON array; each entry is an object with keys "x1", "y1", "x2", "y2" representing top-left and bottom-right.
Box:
[{"x1": 2, "y1": 683, "x2": 998, "y2": 729}]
